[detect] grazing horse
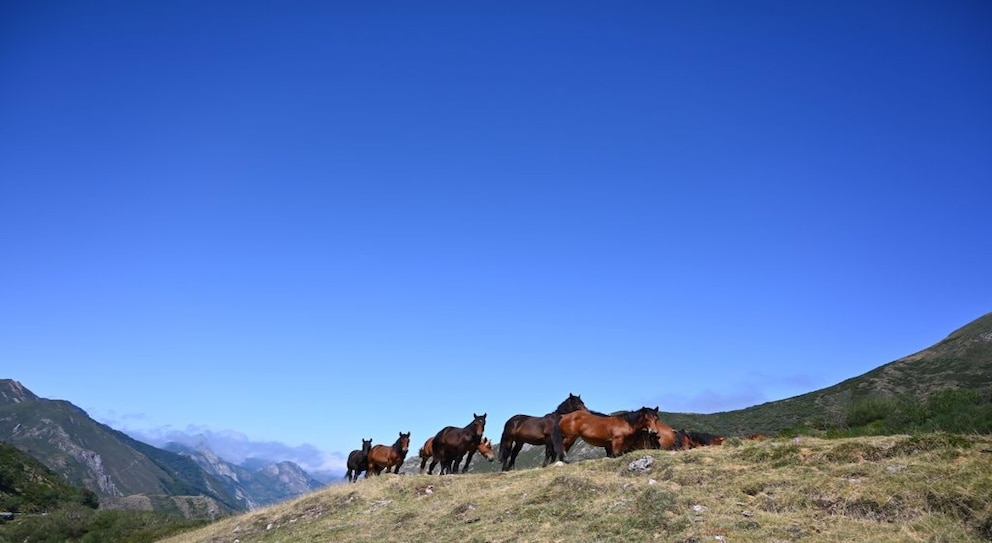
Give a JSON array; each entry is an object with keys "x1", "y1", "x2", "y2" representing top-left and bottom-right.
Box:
[
  {"x1": 498, "y1": 393, "x2": 589, "y2": 471},
  {"x1": 620, "y1": 419, "x2": 680, "y2": 453},
  {"x1": 367, "y1": 432, "x2": 411, "y2": 477},
  {"x1": 678, "y1": 430, "x2": 726, "y2": 449},
  {"x1": 551, "y1": 406, "x2": 661, "y2": 460},
  {"x1": 430, "y1": 413, "x2": 487, "y2": 475},
  {"x1": 345, "y1": 438, "x2": 373, "y2": 482},
  {"x1": 419, "y1": 436, "x2": 496, "y2": 474}
]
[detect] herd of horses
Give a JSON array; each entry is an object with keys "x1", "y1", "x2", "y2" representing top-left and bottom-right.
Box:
[{"x1": 344, "y1": 393, "x2": 728, "y2": 483}]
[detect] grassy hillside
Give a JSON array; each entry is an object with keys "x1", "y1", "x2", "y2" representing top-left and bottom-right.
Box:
[
  {"x1": 654, "y1": 311, "x2": 992, "y2": 438},
  {"x1": 396, "y1": 312, "x2": 992, "y2": 473},
  {"x1": 160, "y1": 433, "x2": 992, "y2": 543}
]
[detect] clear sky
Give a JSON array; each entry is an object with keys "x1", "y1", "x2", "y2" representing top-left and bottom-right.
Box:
[{"x1": 2, "y1": 1, "x2": 990, "y2": 474}]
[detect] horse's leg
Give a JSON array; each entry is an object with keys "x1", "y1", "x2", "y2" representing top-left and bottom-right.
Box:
[
  {"x1": 542, "y1": 442, "x2": 555, "y2": 467},
  {"x1": 428, "y1": 457, "x2": 439, "y2": 475},
  {"x1": 550, "y1": 416, "x2": 571, "y2": 463},
  {"x1": 500, "y1": 439, "x2": 514, "y2": 471},
  {"x1": 420, "y1": 455, "x2": 429, "y2": 474},
  {"x1": 498, "y1": 432, "x2": 514, "y2": 470},
  {"x1": 608, "y1": 436, "x2": 624, "y2": 458},
  {"x1": 509, "y1": 441, "x2": 525, "y2": 470},
  {"x1": 461, "y1": 450, "x2": 476, "y2": 473},
  {"x1": 558, "y1": 434, "x2": 578, "y2": 462},
  {"x1": 435, "y1": 450, "x2": 448, "y2": 475}
]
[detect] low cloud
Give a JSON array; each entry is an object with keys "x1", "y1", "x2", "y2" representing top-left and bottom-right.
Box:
[
  {"x1": 647, "y1": 371, "x2": 820, "y2": 414},
  {"x1": 102, "y1": 420, "x2": 348, "y2": 477}
]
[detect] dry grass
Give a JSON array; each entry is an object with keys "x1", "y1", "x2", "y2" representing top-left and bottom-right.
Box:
[{"x1": 158, "y1": 433, "x2": 992, "y2": 543}]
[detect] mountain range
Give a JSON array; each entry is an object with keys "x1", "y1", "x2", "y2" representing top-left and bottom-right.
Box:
[{"x1": 0, "y1": 379, "x2": 324, "y2": 517}]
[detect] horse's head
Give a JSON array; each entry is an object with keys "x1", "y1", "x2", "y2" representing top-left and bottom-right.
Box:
[
  {"x1": 471, "y1": 413, "x2": 487, "y2": 436},
  {"x1": 397, "y1": 432, "x2": 411, "y2": 453},
  {"x1": 477, "y1": 437, "x2": 496, "y2": 461},
  {"x1": 361, "y1": 438, "x2": 373, "y2": 454},
  {"x1": 636, "y1": 406, "x2": 662, "y2": 434},
  {"x1": 557, "y1": 393, "x2": 588, "y2": 414}
]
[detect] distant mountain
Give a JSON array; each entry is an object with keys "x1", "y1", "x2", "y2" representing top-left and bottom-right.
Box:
[
  {"x1": 164, "y1": 440, "x2": 324, "y2": 509},
  {"x1": 0, "y1": 379, "x2": 240, "y2": 518},
  {"x1": 0, "y1": 380, "x2": 327, "y2": 516}
]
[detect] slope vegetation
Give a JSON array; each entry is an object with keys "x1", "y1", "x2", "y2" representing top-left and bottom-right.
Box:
[{"x1": 160, "y1": 433, "x2": 992, "y2": 543}]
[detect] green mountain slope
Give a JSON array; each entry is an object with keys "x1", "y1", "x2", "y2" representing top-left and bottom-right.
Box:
[
  {"x1": 0, "y1": 441, "x2": 98, "y2": 513},
  {"x1": 0, "y1": 380, "x2": 241, "y2": 517},
  {"x1": 665, "y1": 311, "x2": 992, "y2": 437}
]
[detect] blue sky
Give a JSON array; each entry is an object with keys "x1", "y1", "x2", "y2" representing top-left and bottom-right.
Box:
[{"x1": 2, "y1": 1, "x2": 990, "y2": 474}]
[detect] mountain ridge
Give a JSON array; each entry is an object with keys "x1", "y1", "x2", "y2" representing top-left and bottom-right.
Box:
[{"x1": 0, "y1": 380, "x2": 326, "y2": 517}]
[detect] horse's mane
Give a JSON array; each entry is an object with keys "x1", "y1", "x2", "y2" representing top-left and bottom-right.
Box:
[
  {"x1": 616, "y1": 410, "x2": 643, "y2": 426},
  {"x1": 611, "y1": 407, "x2": 656, "y2": 425}
]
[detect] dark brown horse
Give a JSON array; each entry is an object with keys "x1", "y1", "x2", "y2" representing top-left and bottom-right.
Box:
[
  {"x1": 418, "y1": 435, "x2": 496, "y2": 474},
  {"x1": 345, "y1": 438, "x2": 372, "y2": 482},
  {"x1": 551, "y1": 406, "x2": 661, "y2": 460},
  {"x1": 430, "y1": 413, "x2": 487, "y2": 475},
  {"x1": 366, "y1": 432, "x2": 411, "y2": 477},
  {"x1": 498, "y1": 393, "x2": 588, "y2": 471}
]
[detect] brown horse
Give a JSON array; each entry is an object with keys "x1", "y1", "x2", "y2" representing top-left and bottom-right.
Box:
[
  {"x1": 498, "y1": 393, "x2": 589, "y2": 471},
  {"x1": 620, "y1": 419, "x2": 679, "y2": 453},
  {"x1": 418, "y1": 435, "x2": 496, "y2": 474},
  {"x1": 366, "y1": 432, "x2": 411, "y2": 477},
  {"x1": 551, "y1": 406, "x2": 661, "y2": 460},
  {"x1": 430, "y1": 413, "x2": 487, "y2": 475},
  {"x1": 678, "y1": 430, "x2": 726, "y2": 448}
]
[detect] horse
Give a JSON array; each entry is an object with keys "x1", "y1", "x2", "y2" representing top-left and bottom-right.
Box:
[
  {"x1": 678, "y1": 430, "x2": 725, "y2": 448},
  {"x1": 498, "y1": 393, "x2": 589, "y2": 471},
  {"x1": 366, "y1": 432, "x2": 411, "y2": 477},
  {"x1": 345, "y1": 438, "x2": 372, "y2": 482},
  {"x1": 430, "y1": 413, "x2": 487, "y2": 475},
  {"x1": 619, "y1": 419, "x2": 680, "y2": 453},
  {"x1": 551, "y1": 406, "x2": 661, "y2": 460},
  {"x1": 418, "y1": 435, "x2": 496, "y2": 474}
]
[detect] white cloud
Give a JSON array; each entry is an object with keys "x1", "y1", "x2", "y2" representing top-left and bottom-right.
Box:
[
  {"x1": 647, "y1": 371, "x2": 820, "y2": 414},
  {"x1": 99, "y1": 419, "x2": 348, "y2": 476}
]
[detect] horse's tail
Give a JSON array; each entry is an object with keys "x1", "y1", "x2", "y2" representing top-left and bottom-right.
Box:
[
  {"x1": 549, "y1": 414, "x2": 565, "y2": 463},
  {"x1": 498, "y1": 424, "x2": 513, "y2": 465}
]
